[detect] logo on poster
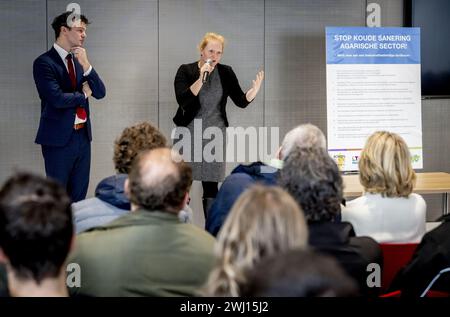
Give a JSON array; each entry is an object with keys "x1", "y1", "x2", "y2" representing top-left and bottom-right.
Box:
[
  {"x1": 411, "y1": 154, "x2": 421, "y2": 163},
  {"x1": 333, "y1": 154, "x2": 346, "y2": 170}
]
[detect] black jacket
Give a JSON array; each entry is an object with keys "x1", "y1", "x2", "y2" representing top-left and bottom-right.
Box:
[
  {"x1": 309, "y1": 221, "x2": 382, "y2": 297},
  {"x1": 391, "y1": 215, "x2": 450, "y2": 296},
  {"x1": 173, "y1": 62, "x2": 250, "y2": 127}
]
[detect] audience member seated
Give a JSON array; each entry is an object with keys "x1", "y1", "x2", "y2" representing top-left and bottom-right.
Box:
[
  {"x1": 341, "y1": 131, "x2": 426, "y2": 243},
  {"x1": 206, "y1": 123, "x2": 326, "y2": 236},
  {"x1": 69, "y1": 148, "x2": 215, "y2": 296},
  {"x1": 72, "y1": 122, "x2": 192, "y2": 234},
  {"x1": 278, "y1": 147, "x2": 382, "y2": 296},
  {"x1": 203, "y1": 185, "x2": 308, "y2": 296},
  {"x1": 390, "y1": 213, "x2": 450, "y2": 296},
  {"x1": 0, "y1": 173, "x2": 73, "y2": 297},
  {"x1": 241, "y1": 249, "x2": 358, "y2": 297}
]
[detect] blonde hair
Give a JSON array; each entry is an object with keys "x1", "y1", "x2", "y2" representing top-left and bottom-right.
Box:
[
  {"x1": 198, "y1": 32, "x2": 226, "y2": 52},
  {"x1": 359, "y1": 131, "x2": 416, "y2": 197},
  {"x1": 203, "y1": 185, "x2": 308, "y2": 296}
]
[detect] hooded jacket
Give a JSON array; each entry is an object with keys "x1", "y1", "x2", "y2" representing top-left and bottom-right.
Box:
[{"x1": 72, "y1": 174, "x2": 129, "y2": 234}]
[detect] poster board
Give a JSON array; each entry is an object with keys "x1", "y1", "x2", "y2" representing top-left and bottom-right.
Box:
[{"x1": 326, "y1": 27, "x2": 422, "y2": 171}]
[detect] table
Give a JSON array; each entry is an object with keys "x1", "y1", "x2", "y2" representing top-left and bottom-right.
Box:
[{"x1": 343, "y1": 172, "x2": 450, "y2": 215}]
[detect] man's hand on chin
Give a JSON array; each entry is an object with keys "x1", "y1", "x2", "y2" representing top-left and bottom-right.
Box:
[{"x1": 71, "y1": 47, "x2": 91, "y2": 72}]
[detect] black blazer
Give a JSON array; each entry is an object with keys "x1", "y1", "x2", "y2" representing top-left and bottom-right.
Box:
[
  {"x1": 173, "y1": 62, "x2": 250, "y2": 127},
  {"x1": 309, "y1": 221, "x2": 383, "y2": 297}
]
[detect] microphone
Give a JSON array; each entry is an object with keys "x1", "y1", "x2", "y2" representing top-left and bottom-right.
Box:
[{"x1": 202, "y1": 59, "x2": 212, "y2": 83}]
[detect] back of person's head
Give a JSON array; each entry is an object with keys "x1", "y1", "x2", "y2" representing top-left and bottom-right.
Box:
[
  {"x1": 359, "y1": 131, "x2": 415, "y2": 197},
  {"x1": 51, "y1": 11, "x2": 89, "y2": 39},
  {"x1": 278, "y1": 147, "x2": 343, "y2": 223},
  {"x1": 0, "y1": 172, "x2": 73, "y2": 284},
  {"x1": 204, "y1": 185, "x2": 308, "y2": 296},
  {"x1": 127, "y1": 148, "x2": 192, "y2": 212},
  {"x1": 241, "y1": 249, "x2": 358, "y2": 297},
  {"x1": 279, "y1": 123, "x2": 326, "y2": 160},
  {"x1": 113, "y1": 122, "x2": 167, "y2": 174}
]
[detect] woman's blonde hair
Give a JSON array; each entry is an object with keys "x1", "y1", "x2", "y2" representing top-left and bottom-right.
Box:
[
  {"x1": 198, "y1": 32, "x2": 226, "y2": 52},
  {"x1": 203, "y1": 185, "x2": 308, "y2": 296},
  {"x1": 359, "y1": 131, "x2": 416, "y2": 197}
]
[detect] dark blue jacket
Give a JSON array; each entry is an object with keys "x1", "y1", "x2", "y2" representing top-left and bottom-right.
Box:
[
  {"x1": 205, "y1": 162, "x2": 278, "y2": 236},
  {"x1": 33, "y1": 47, "x2": 106, "y2": 146}
]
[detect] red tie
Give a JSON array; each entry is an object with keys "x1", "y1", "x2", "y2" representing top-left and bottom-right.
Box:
[{"x1": 66, "y1": 54, "x2": 87, "y2": 121}]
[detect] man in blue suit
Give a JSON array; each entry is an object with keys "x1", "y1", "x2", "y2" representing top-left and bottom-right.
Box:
[{"x1": 33, "y1": 11, "x2": 106, "y2": 202}]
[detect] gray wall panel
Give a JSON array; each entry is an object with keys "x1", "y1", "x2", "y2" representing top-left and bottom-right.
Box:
[
  {"x1": 159, "y1": 0, "x2": 264, "y2": 226},
  {"x1": 368, "y1": 0, "x2": 404, "y2": 27},
  {"x1": 47, "y1": 0, "x2": 158, "y2": 197},
  {"x1": 159, "y1": 0, "x2": 264, "y2": 145},
  {"x1": 265, "y1": 0, "x2": 365, "y2": 142},
  {"x1": 0, "y1": 1, "x2": 46, "y2": 183}
]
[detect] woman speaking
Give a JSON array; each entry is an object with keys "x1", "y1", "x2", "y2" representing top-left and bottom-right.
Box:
[{"x1": 173, "y1": 32, "x2": 264, "y2": 220}]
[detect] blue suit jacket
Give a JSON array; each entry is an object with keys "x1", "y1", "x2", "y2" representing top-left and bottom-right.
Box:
[{"x1": 33, "y1": 47, "x2": 106, "y2": 146}]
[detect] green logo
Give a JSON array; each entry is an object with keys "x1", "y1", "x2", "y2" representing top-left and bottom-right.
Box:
[{"x1": 411, "y1": 154, "x2": 420, "y2": 163}]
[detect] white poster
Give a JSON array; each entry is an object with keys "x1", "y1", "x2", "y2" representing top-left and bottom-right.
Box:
[{"x1": 326, "y1": 27, "x2": 422, "y2": 171}]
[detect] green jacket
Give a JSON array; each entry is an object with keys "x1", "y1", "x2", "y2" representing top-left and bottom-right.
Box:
[{"x1": 69, "y1": 210, "x2": 216, "y2": 297}]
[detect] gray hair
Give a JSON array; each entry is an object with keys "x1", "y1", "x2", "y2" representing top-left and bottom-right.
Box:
[{"x1": 280, "y1": 123, "x2": 326, "y2": 160}]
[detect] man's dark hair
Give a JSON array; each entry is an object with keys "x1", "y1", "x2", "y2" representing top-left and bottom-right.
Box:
[
  {"x1": 278, "y1": 147, "x2": 343, "y2": 222},
  {"x1": 128, "y1": 149, "x2": 192, "y2": 211},
  {"x1": 241, "y1": 249, "x2": 358, "y2": 297},
  {"x1": 113, "y1": 122, "x2": 167, "y2": 174},
  {"x1": 51, "y1": 11, "x2": 90, "y2": 39},
  {"x1": 0, "y1": 173, "x2": 73, "y2": 284}
]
